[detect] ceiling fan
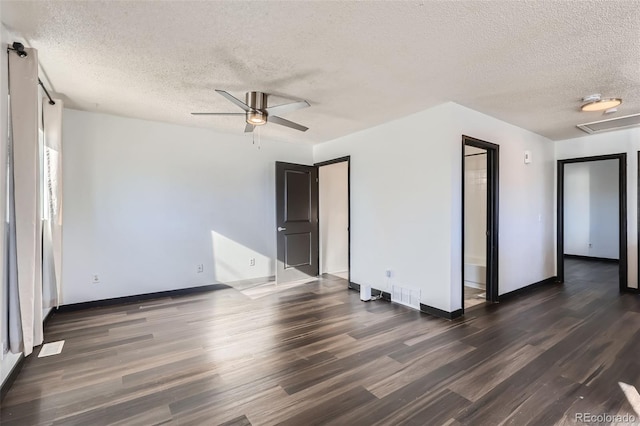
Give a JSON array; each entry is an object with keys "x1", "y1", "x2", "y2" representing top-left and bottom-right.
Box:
[{"x1": 191, "y1": 90, "x2": 310, "y2": 133}]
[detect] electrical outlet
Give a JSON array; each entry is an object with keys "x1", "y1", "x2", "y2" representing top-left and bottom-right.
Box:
[
  {"x1": 589, "y1": 243, "x2": 593, "y2": 248},
  {"x1": 250, "y1": 258, "x2": 256, "y2": 267},
  {"x1": 385, "y1": 269, "x2": 392, "y2": 278},
  {"x1": 92, "y1": 274, "x2": 100, "y2": 284},
  {"x1": 197, "y1": 264, "x2": 204, "y2": 273}
]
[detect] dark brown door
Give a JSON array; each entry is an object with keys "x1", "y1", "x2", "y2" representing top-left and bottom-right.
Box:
[{"x1": 276, "y1": 162, "x2": 319, "y2": 283}]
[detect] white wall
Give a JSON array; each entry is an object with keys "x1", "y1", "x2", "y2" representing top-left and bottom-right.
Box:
[
  {"x1": 313, "y1": 102, "x2": 555, "y2": 312},
  {"x1": 564, "y1": 160, "x2": 618, "y2": 259},
  {"x1": 555, "y1": 127, "x2": 640, "y2": 288},
  {"x1": 450, "y1": 104, "x2": 555, "y2": 308},
  {"x1": 589, "y1": 160, "x2": 619, "y2": 258},
  {"x1": 564, "y1": 162, "x2": 590, "y2": 255},
  {"x1": 464, "y1": 148, "x2": 487, "y2": 265},
  {"x1": 62, "y1": 109, "x2": 312, "y2": 304},
  {"x1": 319, "y1": 161, "x2": 349, "y2": 275},
  {"x1": 314, "y1": 104, "x2": 456, "y2": 311}
]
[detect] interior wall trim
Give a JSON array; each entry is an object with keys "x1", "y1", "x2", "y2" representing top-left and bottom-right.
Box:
[
  {"x1": 420, "y1": 304, "x2": 464, "y2": 320},
  {"x1": 314, "y1": 156, "x2": 350, "y2": 168},
  {"x1": 498, "y1": 276, "x2": 559, "y2": 302},
  {"x1": 563, "y1": 254, "x2": 619, "y2": 263},
  {"x1": 557, "y1": 153, "x2": 628, "y2": 291},
  {"x1": 461, "y1": 135, "x2": 500, "y2": 314},
  {"x1": 56, "y1": 282, "x2": 235, "y2": 312},
  {"x1": 351, "y1": 282, "x2": 466, "y2": 320}
]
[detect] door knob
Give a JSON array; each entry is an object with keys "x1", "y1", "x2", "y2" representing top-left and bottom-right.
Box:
[{"x1": 277, "y1": 227, "x2": 287, "y2": 231}]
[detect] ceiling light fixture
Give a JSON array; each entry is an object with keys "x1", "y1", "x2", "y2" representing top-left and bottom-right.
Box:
[
  {"x1": 246, "y1": 110, "x2": 267, "y2": 126},
  {"x1": 191, "y1": 90, "x2": 310, "y2": 133},
  {"x1": 581, "y1": 94, "x2": 622, "y2": 112},
  {"x1": 246, "y1": 92, "x2": 267, "y2": 126}
]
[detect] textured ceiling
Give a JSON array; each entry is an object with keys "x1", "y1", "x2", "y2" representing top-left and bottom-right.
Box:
[{"x1": 2, "y1": 1, "x2": 639, "y2": 144}]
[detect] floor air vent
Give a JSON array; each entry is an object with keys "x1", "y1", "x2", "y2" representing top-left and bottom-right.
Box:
[
  {"x1": 577, "y1": 113, "x2": 640, "y2": 134},
  {"x1": 391, "y1": 284, "x2": 421, "y2": 310},
  {"x1": 38, "y1": 340, "x2": 65, "y2": 357}
]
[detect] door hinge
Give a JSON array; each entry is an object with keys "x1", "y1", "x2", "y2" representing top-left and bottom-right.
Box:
[{"x1": 316, "y1": 178, "x2": 319, "y2": 183}]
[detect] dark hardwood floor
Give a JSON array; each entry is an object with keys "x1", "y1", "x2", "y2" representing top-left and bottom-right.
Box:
[{"x1": 1, "y1": 259, "x2": 639, "y2": 425}]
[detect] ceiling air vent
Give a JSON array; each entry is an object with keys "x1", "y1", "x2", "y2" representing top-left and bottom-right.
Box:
[{"x1": 577, "y1": 113, "x2": 640, "y2": 134}]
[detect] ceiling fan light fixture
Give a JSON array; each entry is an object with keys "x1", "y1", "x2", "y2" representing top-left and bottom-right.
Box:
[
  {"x1": 580, "y1": 94, "x2": 622, "y2": 112},
  {"x1": 192, "y1": 90, "x2": 309, "y2": 132},
  {"x1": 247, "y1": 111, "x2": 267, "y2": 126}
]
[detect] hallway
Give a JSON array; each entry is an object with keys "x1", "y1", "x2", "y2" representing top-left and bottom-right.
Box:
[{"x1": 564, "y1": 256, "x2": 619, "y2": 286}]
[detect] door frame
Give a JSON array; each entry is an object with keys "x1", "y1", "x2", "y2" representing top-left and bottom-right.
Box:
[
  {"x1": 557, "y1": 153, "x2": 628, "y2": 291},
  {"x1": 314, "y1": 156, "x2": 352, "y2": 286},
  {"x1": 461, "y1": 136, "x2": 500, "y2": 313}
]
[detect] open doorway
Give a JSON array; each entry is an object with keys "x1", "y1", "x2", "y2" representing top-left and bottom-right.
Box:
[
  {"x1": 463, "y1": 145, "x2": 488, "y2": 308},
  {"x1": 275, "y1": 157, "x2": 350, "y2": 286},
  {"x1": 316, "y1": 157, "x2": 350, "y2": 282},
  {"x1": 557, "y1": 154, "x2": 627, "y2": 290},
  {"x1": 462, "y1": 136, "x2": 499, "y2": 312}
]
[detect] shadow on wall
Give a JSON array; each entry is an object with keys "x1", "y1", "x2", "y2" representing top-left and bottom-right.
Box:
[{"x1": 210, "y1": 230, "x2": 274, "y2": 284}]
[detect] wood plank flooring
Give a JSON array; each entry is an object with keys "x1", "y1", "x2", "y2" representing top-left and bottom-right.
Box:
[{"x1": 1, "y1": 259, "x2": 639, "y2": 425}]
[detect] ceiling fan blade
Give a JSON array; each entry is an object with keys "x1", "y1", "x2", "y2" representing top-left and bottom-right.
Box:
[
  {"x1": 268, "y1": 115, "x2": 309, "y2": 132},
  {"x1": 215, "y1": 89, "x2": 251, "y2": 112},
  {"x1": 244, "y1": 123, "x2": 255, "y2": 133},
  {"x1": 266, "y1": 100, "x2": 310, "y2": 116},
  {"x1": 191, "y1": 112, "x2": 245, "y2": 116}
]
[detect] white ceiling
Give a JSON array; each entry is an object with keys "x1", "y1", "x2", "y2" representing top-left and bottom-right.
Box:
[{"x1": 2, "y1": 1, "x2": 639, "y2": 144}]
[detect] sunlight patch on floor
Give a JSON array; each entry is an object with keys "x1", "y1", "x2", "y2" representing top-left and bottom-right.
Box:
[
  {"x1": 240, "y1": 277, "x2": 317, "y2": 299},
  {"x1": 619, "y1": 382, "x2": 640, "y2": 417}
]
